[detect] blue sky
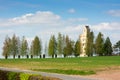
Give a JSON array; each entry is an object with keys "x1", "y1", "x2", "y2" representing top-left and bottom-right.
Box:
[{"x1": 0, "y1": 0, "x2": 120, "y2": 58}]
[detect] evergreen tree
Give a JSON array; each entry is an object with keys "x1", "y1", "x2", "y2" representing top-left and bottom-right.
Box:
[
  {"x1": 63, "y1": 35, "x2": 73, "y2": 57},
  {"x1": 11, "y1": 34, "x2": 19, "y2": 59},
  {"x1": 57, "y1": 32, "x2": 63, "y2": 55},
  {"x1": 62, "y1": 35, "x2": 66, "y2": 56},
  {"x1": 74, "y1": 39, "x2": 80, "y2": 57},
  {"x1": 2, "y1": 36, "x2": 12, "y2": 59},
  {"x1": 104, "y1": 37, "x2": 113, "y2": 56},
  {"x1": 20, "y1": 36, "x2": 28, "y2": 57},
  {"x1": 17, "y1": 37, "x2": 21, "y2": 57},
  {"x1": 95, "y1": 32, "x2": 104, "y2": 56},
  {"x1": 48, "y1": 35, "x2": 57, "y2": 58},
  {"x1": 85, "y1": 30, "x2": 94, "y2": 56},
  {"x1": 114, "y1": 40, "x2": 120, "y2": 49},
  {"x1": 89, "y1": 31, "x2": 94, "y2": 56},
  {"x1": 32, "y1": 36, "x2": 42, "y2": 57},
  {"x1": 113, "y1": 40, "x2": 120, "y2": 55}
]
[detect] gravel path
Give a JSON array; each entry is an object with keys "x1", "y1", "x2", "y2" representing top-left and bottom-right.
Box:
[{"x1": 0, "y1": 67, "x2": 96, "y2": 80}]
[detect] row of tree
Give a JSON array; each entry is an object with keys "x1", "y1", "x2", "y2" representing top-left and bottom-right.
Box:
[
  {"x1": 2, "y1": 35, "x2": 42, "y2": 59},
  {"x1": 2, "y1": 32, "x2": 113, "y2": 59}
]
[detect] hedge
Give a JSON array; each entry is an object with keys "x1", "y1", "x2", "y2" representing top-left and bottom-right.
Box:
[{"x1": 0, "y1": 70, "x2": 61, "y2": 80}]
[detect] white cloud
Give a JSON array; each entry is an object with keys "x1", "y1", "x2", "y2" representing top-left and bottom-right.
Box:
[
  {"x1": 91, "y1": 22, "x2": 120, "y2": 44},
  {"x1": 92, "y1": 22, "x2": 120, "y2": 31},
  {"x1": 68, "y1": 8, "x2": 76, "y2": 14},
  {"x1": 0, "y1": 11, "x2": 61, "y2": 27},
  {"x1": 108, "y1": 10, "x2": 120, "y2": 17}
]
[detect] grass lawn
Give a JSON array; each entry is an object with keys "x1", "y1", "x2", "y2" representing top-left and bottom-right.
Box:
[{"x1": 0, "y1": 56, "x2": 120, "y2": 75}]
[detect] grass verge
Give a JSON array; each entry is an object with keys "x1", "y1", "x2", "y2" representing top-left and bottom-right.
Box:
[{"x1": 33, "y1": 69, "x2": 96, "y2": 75}]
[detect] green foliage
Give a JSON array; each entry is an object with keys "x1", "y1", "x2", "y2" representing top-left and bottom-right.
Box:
[
  {"x1": 74, "y1": 39, "x2": 80, "y2": 57},
  {"x1": 7, "y1": 72, "x2": 17, "y2": 80},
  {"x1": 86, "y1": 31, "x2": 94, "y2": 56},
  {"x1": 32, "y1": 36, "x2": 42, "y2": 56},
  {"x1": 0, "y1": 70, "x2": 60, "y2": 80},
  {"x1": 20, "y1": 36, "x2": 28, "y2": 57},
  {"x1": 114, "y1": 40, "x2": 120, "y2": 49},
  {"x1": 63, "y1": 35, "x2": 73, "y2": 57},
  {"x1": 95, "y1": 32, "x2": 104, "y2": 56},
  {"x1": 57, "y1": 32, "x2": 63, "y2": 55},
  {"x1": 48, "y1": 35, "x2": 57, "y2": 57},
  {"x1": 2, "y1": 36, "x2": 11, "y2": 59},
  {"x1": 20, "y1": 73, "x2": 31, "y2": 80},
  {"x1": 104, "y1": 37, "x2": 113, "y2": 56},
  {"x1": 11, "y1": 34, "x2": 19, "y2": 58}
]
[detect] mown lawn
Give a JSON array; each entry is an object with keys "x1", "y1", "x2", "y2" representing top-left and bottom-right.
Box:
[{"x1": 0, "y1": 56, "x2": 120, "y2": 75}]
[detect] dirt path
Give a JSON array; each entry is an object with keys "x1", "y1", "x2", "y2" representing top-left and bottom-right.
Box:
[{"x1": 85, "y1": 70, "x2": 120, "y2": 80}]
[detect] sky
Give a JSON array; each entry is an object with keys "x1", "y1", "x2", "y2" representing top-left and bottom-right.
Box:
[{"x1": 0, "y1": 0, "x2": 120, "y2": 58}]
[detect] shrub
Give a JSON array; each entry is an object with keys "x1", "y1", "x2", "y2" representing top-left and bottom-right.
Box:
[{"x1": 20, "y1": 73, "x2": 31, "y2": 80}]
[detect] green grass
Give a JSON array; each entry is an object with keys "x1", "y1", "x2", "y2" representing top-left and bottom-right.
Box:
[
  {"x1": 33, "y1": 69, "x2": 95, "y2": 75},
  {"x1": 0, "y1": 56, "x2": 120, "y2": 75}
]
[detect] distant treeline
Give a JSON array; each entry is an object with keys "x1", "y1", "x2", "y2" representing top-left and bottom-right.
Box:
[{"x1": 2, "y1": 32, "x2": 115, "y2": 59}]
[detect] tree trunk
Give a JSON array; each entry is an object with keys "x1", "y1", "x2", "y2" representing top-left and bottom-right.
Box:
[
  {"x1": 31, "y1": 55, "x2": 33, "y2": 59},
  {"x1": 43, "y1": 54, "x2": 45, "y2": 58},
  {"x1": 55, "y1": 54, "x2": 57, "y2": 58},
  {"x1": 18, "y1": 55, "x2": 20, "y2": 59},
  {"x1": 13, "y1": 54, "x2": 15, "y2": 59},
  {"x1": 26, "y1": 55, "x2": 29, "y2": 59},
  {"x1": 5, "y1": 55, "x2": 8, "y2": 59},
  {"x1": 39, "y1": 55, "x2": 41, "y2": 58}
]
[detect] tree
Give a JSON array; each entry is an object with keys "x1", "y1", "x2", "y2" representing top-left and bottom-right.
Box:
[
  {"x1": 20, "y1": 36, "x2": 28, "y2": 57},
  {"x1": 113, "y1": 40, "x2": 120, "y2": 55},
  {"x1": 95, "y1": 32, "x2": 104, "y2": 56},
  {"x1": 63, "y1": 35, "x2": 73, "y2": 57},
  {"x1": 114, "y1": 40, "x2": 120, "y2": 49},
  {"x1": 74, "y1": 39, "x2": 80, "y2": 57},
  {"x1": 17, "y1": 37, "x2": 21, "y2": 57},
  {"x1": 104, "y1": 37, "x2": 113, "y2": 56},
  {"x1": 85, "y1": 30, "x2": 94, "y2": 56},
  {"x1": 89, "y1": 31, "x2": 94, "y2": 56},
  {"x1": 32, "y1": 36, "x2": 42, "y2": 57},
  {"x1": 11, "y1": 34, "x2": 19, "y2": 59},
  {"x1": 48, "y1": 35, "x2": 57, "y2": 58},
  {"x1": 57, "y1": 33, "x2": 63, "y2": 55},
  {"x1": 2, "y1": 36, "x2": 12, "y2": 59}
]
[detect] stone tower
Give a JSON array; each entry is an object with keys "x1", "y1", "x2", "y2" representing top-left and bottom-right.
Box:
[{"x1": 80, "y1": 26, "x2": 90, "y2": 57}]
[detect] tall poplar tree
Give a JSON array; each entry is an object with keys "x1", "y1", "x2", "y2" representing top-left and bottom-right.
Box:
[
  {"x1": 2, "y1": 36, "x2": 11, "y2": 59},
  {"x1": 57, "y1": 33, "x2": 63, "y2": 55},
  {"x1": 85, "y1": 29, "x2": 94, "y2": 56},
  {"x1": 48, "y1": 35, "x2": 57, "y2": 58},
  {"x1": 95, "y1": 32, "x2": 104, "y2": 56},
  {"x1": 74, "y1": 39, "x2": 80, "y2": 57},
  {"x1": 104, "y1": 37, "x2": 113, "y2": 56},
  {"x1": 32, "y1": 36, "x2": 42, "y2": 57},
  {"x1": 89, "y1": 31, "x2": 94, "y2": 56},
  {"x1": 63, "y1": 35, "x2": 73, "y2": 57},
  {"x1": 11, "y1": 34, "x2": 19, "y2": 59},
  {"x1": 20, "y1": 36, "x2": 28, "y2": 57}
]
